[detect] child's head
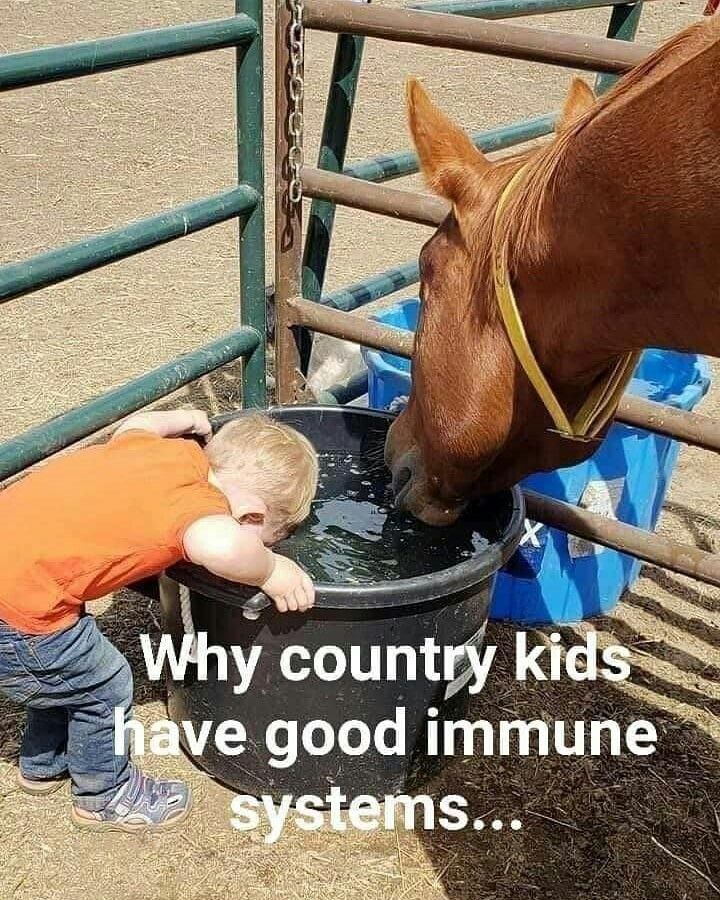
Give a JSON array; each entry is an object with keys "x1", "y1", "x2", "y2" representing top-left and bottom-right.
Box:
[{"x1": 205, "y1": 413, "x2": 319, "y2": 543}]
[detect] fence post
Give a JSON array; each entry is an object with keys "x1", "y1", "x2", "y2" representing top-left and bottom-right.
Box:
[
  {"x1": 595, "y1": 2, "x2": 643, "y2": 94},
  {"x1": 236, "y1": 0, "x2": 267, "y2": 407}
]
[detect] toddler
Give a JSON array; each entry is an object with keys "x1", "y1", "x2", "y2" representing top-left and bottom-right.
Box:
[{"x1": 0, "y1": 408, "x2": 318, "y2": 833}]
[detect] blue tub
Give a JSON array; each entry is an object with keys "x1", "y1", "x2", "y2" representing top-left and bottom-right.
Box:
[{"x1": 364, "y1": 298, "x2": 712, "y2": 624}]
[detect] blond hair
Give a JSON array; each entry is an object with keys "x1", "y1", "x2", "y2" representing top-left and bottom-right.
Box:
[{"x1": 206, "y1": 413, "x2": 319, "y2": 529}]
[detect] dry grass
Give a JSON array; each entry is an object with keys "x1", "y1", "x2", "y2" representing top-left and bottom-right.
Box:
[{"x1": 1, "y1": 1, "x2": 719, "y2": 898}]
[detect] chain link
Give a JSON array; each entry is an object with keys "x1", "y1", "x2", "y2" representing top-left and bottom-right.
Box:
[{"x1": 288, "y1": 0, "x2": 305, "y2": 204}]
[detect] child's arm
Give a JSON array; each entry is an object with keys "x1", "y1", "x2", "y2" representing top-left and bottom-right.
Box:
[
  {"x1": 114, "y1": 409, "x2": 212, "y2": 442},
  {"x1": 182, "y1": 515, "x2": 315, "y2": 613}
]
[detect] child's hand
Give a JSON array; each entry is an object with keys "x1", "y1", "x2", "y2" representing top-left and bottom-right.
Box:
[
  {"x1": 261, "y1": 554, "x2": 315, "y2": 613},
  {"x1": 186, "y1": 410, "x2": 212, "y2": 442}
]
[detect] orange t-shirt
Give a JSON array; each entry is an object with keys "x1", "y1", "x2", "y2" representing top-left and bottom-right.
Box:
[{"x1": 0, "y1": 430, "x2": 230, "y2": 634}]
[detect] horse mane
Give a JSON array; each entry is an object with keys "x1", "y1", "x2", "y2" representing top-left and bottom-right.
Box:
[{"x1": 497, "y1": 17, "x2": 719, "y2": 271}]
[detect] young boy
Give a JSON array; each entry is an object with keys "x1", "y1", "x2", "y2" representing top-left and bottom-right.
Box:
[{"x1": 0, "y1": 408, "x2": 318, "y2": 833}]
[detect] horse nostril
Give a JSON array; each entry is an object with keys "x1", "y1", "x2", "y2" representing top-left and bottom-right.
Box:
[{"x1": 393, "y1": 465, "x2": 412, "y2": 495}]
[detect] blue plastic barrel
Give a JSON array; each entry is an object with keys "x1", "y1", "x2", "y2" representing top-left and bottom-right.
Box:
[{"x1": 364, "y1": 297, "x2": 712, "y2": 624}]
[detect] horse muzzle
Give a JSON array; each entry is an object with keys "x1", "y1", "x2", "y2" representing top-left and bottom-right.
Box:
[{"x1": 387, "y1": 447, "x2": 467, "y2": 527}]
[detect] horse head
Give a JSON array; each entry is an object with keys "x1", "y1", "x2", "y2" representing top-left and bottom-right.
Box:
[{"x1": 385, "y1": 77, "x2": 604, "y2": 525}]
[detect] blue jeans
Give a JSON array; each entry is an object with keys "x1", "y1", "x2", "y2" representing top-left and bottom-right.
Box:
[{"x1": 0, "y1": 614, "x2": 133, "y2": 811}]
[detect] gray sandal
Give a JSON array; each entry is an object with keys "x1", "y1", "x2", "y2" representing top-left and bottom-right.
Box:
[{"x1": 71, "y1": 766, "x2": 192, "y2": 833}]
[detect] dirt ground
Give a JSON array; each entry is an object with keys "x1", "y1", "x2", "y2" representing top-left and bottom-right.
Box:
[{"x1": 1, "y1": 1, "x2": 719, "y2": 898}]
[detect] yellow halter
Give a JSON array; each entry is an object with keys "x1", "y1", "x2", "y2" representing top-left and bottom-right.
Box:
[{"x1": 491, "y1": 165, "x2": 640, "y2": 442}]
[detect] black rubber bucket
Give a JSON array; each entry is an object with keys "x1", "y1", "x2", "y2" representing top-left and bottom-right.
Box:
[{"x1": 161, "y1": 406, "x2": 524, "y2": 800}]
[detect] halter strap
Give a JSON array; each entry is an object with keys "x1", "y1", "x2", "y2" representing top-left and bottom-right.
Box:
[{"x1": 491, "y1": 165, "x2": 640, "y2": 442}]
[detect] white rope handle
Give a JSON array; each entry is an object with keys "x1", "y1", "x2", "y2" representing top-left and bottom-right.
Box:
[{"x1": 178, "y1": 584, "x2": 199, "y2": 663}]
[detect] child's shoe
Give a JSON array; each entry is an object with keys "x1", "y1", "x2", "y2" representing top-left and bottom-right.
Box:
[
  {"x1": 17, "y1": 768, "x2": 69, "y2": 796},
  {"x1": 71, "y1": 766, "x2": 192, "y2": 833}
]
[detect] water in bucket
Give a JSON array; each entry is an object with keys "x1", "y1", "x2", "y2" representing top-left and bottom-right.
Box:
[{"x1": 277, "y1": 446, "x2": 506, "y2": 585}]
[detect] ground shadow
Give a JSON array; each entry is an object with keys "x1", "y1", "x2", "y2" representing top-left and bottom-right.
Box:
[
  {"x1": 642, "y1": 563, "x2": 720, "y2": 615},
  {"x1": 662, "y1": 500, "x2": 719, "y2": 554},
  {"x1": 418, "y1": 621, "x2": 720, "y2": 900},
  {"x1": 599, "y1": 604, "x2": 720, "y2": 683}
]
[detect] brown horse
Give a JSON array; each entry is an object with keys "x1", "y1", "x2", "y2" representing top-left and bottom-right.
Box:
[{"x1": 385, "y1": 14, "x2": 720, "y2": 525}]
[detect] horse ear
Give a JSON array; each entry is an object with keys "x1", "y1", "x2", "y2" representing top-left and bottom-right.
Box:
[
  {"x1": 557, "y1": 78, "x2": 596, "y2": 132},
  {"x1": 406, "y1": 78, "x2": 489, "y2": 206}
]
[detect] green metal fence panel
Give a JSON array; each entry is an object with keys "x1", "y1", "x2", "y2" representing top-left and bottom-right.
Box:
[
  {"x1": 321, "y1": 259, "x2": 421, "y2": 312},
  {"x1": 316, "y1": 370, "x2": 369, "y2": 405},
  {"x1": 596, "y1": 3, "x2": 644, "y2": 93},
  {"x1": 0, "y1": 17, "x2": 258, "y2": 91},
  {"x1": 299, "y1": 28, "x2": 368, "y2": 372},
  {"x1": 344, "y1": 111, "x2": 556, "y2": 183},
  {"x1": 0, "y1": 327, "x2": 261, "y2": 481},
  {"x1": 1, "y1": 11, "x2": 268, "y2": 476},
  {"x1": 303, "y1": 31, "x2": 368, "y2": 303},
  {"x1": 236, "y1": 0, "x2": 267, "y2": 408},
  {"x1": 405, "y1": 0, "x2": 639, "y2": 16},
  {"x1": 0, "y1": 185, "x2": 259, "y2": 304}
]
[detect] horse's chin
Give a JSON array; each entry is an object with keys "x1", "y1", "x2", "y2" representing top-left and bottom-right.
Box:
[
  {"x1": 393, "y1": 480, "x2": 466, "y2": 527},
  {"x1": 413, "y1": 503, "x2": 465, "y2": 527}
]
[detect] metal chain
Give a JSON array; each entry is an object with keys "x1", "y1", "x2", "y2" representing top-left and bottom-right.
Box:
[{"x1": 288, "y1": 0, "x2": 305, "y2": 204}]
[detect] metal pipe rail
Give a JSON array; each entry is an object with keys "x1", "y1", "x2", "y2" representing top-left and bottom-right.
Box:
[
  {"x1": 617, "y1": 396, "x2": 720, "y2": 451},
  {"x1": 235, "y1": 0, "x2": 267, "y2": 409},
  {"x1": 302, "y1": 0, "x2": 652, "y2": 73},
  {"x1": 302, "y1": 167, "x2": 447, "y2": 227},
  {"x1": 291, "y1": 288, "x2": 720, "y2": 456},
  {"x1": 303, "y1": 31, "x2": 367, "y2": 304},
  {"x1": 0, "y1": 327, "x2": 261, "y2": 482},
  {"x1": 0, "y1": 17, "x2": 258, "y2": 90},
  {"x1": 0, "y1": 186, "x2": 259, "y2": 305},
  {"x1": 407, "y1": 0, "x2": 649, "y2": 18},
  {"x1": 344, "y1": 112, "x2": 557, "y2": 183},
  {"x1": 288, "y1": 296, "x2": 416, "y2": 357},
  {"x1": 524, "y1": 490, "x2": 720, "y2": 587},
  {"x1": 321, "y1": 260, "x2": 421, "y2": 312},
  {"x1": 317, "y1": 370, "x2": 370, "y2": 405},
  {"x1": 595, "y1": 2, "x2": 644, "y2": 94}
]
